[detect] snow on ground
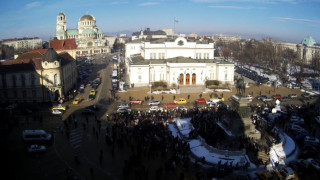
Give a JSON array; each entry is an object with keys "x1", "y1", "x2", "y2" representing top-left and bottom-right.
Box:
[
  {"x1": 269, "y1": 133, "x2": 296, "y2": 167},
  {"x1": 175, "y1": 117, "x2": 193, "y2": 138},
  {"x1": 171, "y1": 117, "x2": 253, "y2": 168},
  {"x1": 168, "y1": 124, "x2": 180, "y2": 138}
]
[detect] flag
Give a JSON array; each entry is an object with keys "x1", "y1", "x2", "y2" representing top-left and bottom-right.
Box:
[{"x1": 174, "y1": 19, "x2": 179, "y2": 23}]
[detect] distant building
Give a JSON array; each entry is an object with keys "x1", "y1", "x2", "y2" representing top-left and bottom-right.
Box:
[
  {"x1": 125, "y1": 37, "x2": 234, "y2": 87},
  {"x1": 55, "y1": 12, "x2": 109, "y2": 55},
  {"x1": 131, "y1": 28, "x2": 170, "y2": 40},
  {"x1": 0, "y1": 48, "x2": 77, "y2": 103},
  {"x1": 1, "y1": 37, "x2": 42, "y2": 51},
  {"x1": 213, "y1": 34, "x2": 242, "y2": 43},
  {"x1": 274, "y1": 36, "x2": 320, "y2": 64}
]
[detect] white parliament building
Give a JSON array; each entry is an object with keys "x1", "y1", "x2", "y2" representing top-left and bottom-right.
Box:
[{"x1": 125, "y1": 37, "x2": 234, "y2": 88}]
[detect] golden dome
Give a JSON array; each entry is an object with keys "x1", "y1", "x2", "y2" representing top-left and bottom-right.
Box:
[{"x1": 79, "y1": 14, "x2": 95, "y2": 21}]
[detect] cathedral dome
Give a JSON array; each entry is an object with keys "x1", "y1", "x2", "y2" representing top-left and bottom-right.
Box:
[
  {"x1": 80, "y1": 14, "x2": 95, "y2": 21},
  {"x1": 43, "y1": 48, "x2": 59, "y2": 62},
  {"x1": 302, "y1": 36, "x2": 316, "y2": 46}
]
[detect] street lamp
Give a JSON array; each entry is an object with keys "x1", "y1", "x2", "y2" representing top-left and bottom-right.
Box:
[{"x1": 149, "y1": 83, "x2": 152, "y2": 100}]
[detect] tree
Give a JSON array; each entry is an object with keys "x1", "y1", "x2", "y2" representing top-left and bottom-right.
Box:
[{"x1": 221, "y1": 48, "x2": 231, "y2": 60}]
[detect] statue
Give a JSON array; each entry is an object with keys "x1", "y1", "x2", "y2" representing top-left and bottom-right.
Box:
[{"x1": 236, "y1": 77, "x2": 246, "y2": 95}]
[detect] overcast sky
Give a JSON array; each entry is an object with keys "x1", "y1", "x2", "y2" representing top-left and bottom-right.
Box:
[{"x1": 1, "y1": 0, "x2": 319, "y2": 43}]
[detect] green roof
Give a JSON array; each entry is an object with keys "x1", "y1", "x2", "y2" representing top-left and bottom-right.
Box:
[
  {"x1": 98, "y1": 29, "x2": 104, "y2": 34},
  {"x1": 56, "y1": 29, "x2": 65, "y2": 34},
  {"x1": 302, "y1": 36, "x2": 316, "y2": 46},
  {"x1": 67, "y1": 29, "x2": 78, "y2": 36},
  {"x1": 82, "y1": 28, "x2": 96, "y2": 35}
]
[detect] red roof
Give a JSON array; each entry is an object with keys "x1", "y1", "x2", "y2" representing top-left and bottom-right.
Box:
[
  {"x1": 49, "y1": 39, "x2": 77, "y2": 50},
  {"x1": 0, "y1": 49, "x2": 75, "y2": 72}
]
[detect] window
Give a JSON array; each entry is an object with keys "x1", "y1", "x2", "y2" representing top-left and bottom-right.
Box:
[
  {"x1": 54, "y1": 74, "x2": 58, "y2": 86},
  {"x1": 32, "y1": 90, "x2": 37, "y2": 98},
  {"x1": 2, "y1": 75, "x2": 7, "y2": 88},
  {"x1": 22, "y1": 90, "x2": 27, "y2": 98},
  {"x1": 21, "y1": 74, "x2": 26, "y2": 87},
  {"x1": 30, "y1": 74, "x2": 35, "y2": 87},
  {"x1": 159, "y1": 53, "x2": 165, "y2": 59},
  {"x1": 138, "y1": 75, "x2": 142, "y2": 82},
  {"x1": 12, "y1": 75, "x2": 17, "y2": 87},
  {"x1": 196, "y1": 53, "x2": 201, "y2": 59},
  {"x1": 150, "y1": 53, "x2": 156, "y2": 59},
  {"x1": 225, "y1": 73, "x2": 228, "y2": 80},
  {"x1": 45, "y1": 75, "x2": 49, "y2": 85},
  {"x1": 204, "y1": 53, "x2": 209, "y2": 59},
  {"x1": 13, "y1": 91, "x2": 18, "y2": 98}
]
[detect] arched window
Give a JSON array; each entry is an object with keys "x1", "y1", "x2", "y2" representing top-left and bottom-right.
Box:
[
  {"x1": 54, "y1": 74, "x2": 58, "y2": 86},
  {"x1": 45, "y1": 75, "x2": 49, "y2": 85}
]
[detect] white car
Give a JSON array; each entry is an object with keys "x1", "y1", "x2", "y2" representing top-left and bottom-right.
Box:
[
  {"x1": 148, "y1": 100, "x2": 161, "y2": 106},
  {"x1": 117, "y1": 103, "x2": 129, "y2": 108},
  {"x1": 176, "y1": 105, "x2": 188, "y2": 111},
  {"x1": 150, "y1": 106, "x2": 163, "y2": 111},
  {"x1": 117, "y1": 108, "x2": 131, "y2": 113},
  {"x1": 52, "y1": 109, "x2": 63, "y2": 115},
  {"x1": 262, "y1": 96, "x2": 273, "y2": 102},
  {"x1": 28, "y1": 144, "x2": 46, "y2": 153},
  {"x1": 206, "y1": 98, "x2": 221, "y2": 105}
]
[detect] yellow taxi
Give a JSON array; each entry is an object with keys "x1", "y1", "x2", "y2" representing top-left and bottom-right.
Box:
[
  {"x1": 52, "y1": 104, "x2": 67, "y2": 111},
  {"x1": 174, "y1": 98, "x2": 187, "y2": 105},
  {"x1": 90, "y1": 89, "x2": 96, "y2": 96},
  {"x1": 72, "y1": 98, "x2": 81, "y2": 105}
]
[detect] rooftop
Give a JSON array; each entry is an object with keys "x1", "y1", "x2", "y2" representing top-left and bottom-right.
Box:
[{"x1": 130, "y1": 56, "x2": 232, "y2": 65}]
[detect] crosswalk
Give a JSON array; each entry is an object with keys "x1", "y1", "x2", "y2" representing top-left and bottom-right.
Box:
[{"x1": 69, "y1": 128, "x2": 84, "y2": 150}]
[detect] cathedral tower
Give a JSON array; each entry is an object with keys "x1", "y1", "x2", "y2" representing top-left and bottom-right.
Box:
[{"x1": 56, "y1": 12, "x2": 66, "y2": 40}]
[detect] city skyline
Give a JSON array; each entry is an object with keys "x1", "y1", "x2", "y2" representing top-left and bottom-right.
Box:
[{"x1": 1, "y1": 0, "x2": 320, "y2": 43}]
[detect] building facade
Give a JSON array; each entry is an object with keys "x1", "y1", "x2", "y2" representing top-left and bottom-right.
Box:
[
  {"x1": 56, "y1": 12, "x2": 109, "y2": 55},
  {"x1": 1, "y1": 37, "x2": 42, "y2": 51},
  {"x1": 125, "y1": 37, "x2": 234, "y2": 87},
  {"x1": 0, "y1": 48, "x2": 77, "y2": 103}
]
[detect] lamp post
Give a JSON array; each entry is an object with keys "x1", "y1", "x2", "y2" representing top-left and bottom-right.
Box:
[{"x1": 149, "y1": 83, "x2": 152, "y2": 101}]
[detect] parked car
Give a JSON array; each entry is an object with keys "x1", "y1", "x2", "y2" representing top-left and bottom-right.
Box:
[
  {"x1": 288, "y1": 94, "x2": 298, "y2": 98},
  {"x1": 302, "y1": 92, "x2": 311, "y2": 98},
  {"x1": 299, "y1": 149, "x2": 318, "y2": 159},
  {"x1": 150, "y1": 106, "x2": 163, "y2": 112},
  {"x1": 206, "y1": 98, "x2": 221, "y2": 105},
  {"x1": 262, "y1": 96, "x2": 273, "y2": 102},
  {"x1": 118, "y1": 103, "x2": 129, "y2": 108},
  {"x1": 272, "y1": 94, "x2": 281, "y2": 99},
  {"x1": 174, "y1": 98, "x2": 187, "y2": 104},
  {"x1": 28, "y1": 144, "x2": 46, "y2": 153},
  {"x1": 90, "y1": 89, "x2": 96, "y2": 96},
  {"x1": 176, "y1": 105, "x2": 188, "y2": 111},
  {"x1": 148, "y1": 100, "x2": 161, "y2": 106},
  {"x1": 130, "y1": 99, "x2": 144, "y2": 105},
  {"x1": 163, "y1": 103, "x2": 178, "y2": 108},
  {"x1": 81, "y1": 109, "x2": 95, "y2": 115},
  {"x1": 117, "y1": 108, "x2": 131, "y2": 113},
  {"x1": 88, "y1": 94, "x2": 95, "y2": 100},
  {"x1": 195, "y1": 98, "x2": 206, "y2": 103},
  {"x1": 256, "y1": 95, "x2": 267, "y2": 100},
  {"x1": 52, "y1": 109, "x2": 63, "y2": 115},
  {"x1": 72, "y1": 98, "x2": 81, "y2": 105},
  {"x1": 52, "y1": 104, "x2": 67, "y2": 111},
  {"x1": 281, "y1": 96, "x2": 290, "y2": 101},
  {"x1": 299, "y1": 158, "x2": 320, "y2": 171}
]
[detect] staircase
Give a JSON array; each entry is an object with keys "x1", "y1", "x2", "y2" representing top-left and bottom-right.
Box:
[{"x1": 178, "y1": 85, "x2": 205, "y2": 94}]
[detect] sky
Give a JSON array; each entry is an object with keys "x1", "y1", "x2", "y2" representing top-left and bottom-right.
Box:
[{"x1": 0, "y1": 0, "x2": 319, "y2": 43}]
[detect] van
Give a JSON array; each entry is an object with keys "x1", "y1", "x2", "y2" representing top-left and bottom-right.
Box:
[{"x1": 22, "y1": 130, "x2": 52, "y2": 142}]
